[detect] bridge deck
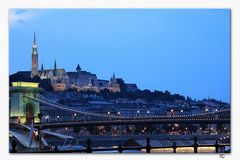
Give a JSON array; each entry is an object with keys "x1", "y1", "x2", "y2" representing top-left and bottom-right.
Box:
[{"x1": 33, "y1": 118, "x2": 230, "y2": 129}]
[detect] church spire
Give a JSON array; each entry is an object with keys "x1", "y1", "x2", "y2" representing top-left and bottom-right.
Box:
[
  {"x1": 32, "y1": 32, "x2": 38, "y2": 55},
  {"x1": 41, "y1": 63, "x2": 44, "y2": 71},
  {"x1": 76, "y1": 64, "x2": 81, "y2": 72},
  {"x1": 53, "y1": 59, "x2": 57, "y2": 77},
  {"x1": 113, "y1": 73, "x2": 116, "y2": 79},
  {"x1": 34, "y1": 32, "x2": 36, "y2": 46},
  {"x1": 54, "y1": 59, "x2": 57, "y2": 70}
]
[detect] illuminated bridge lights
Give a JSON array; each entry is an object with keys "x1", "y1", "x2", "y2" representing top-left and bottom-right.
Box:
[
  {"x1": 12, "y1": 82, "x2": 39, "y2": 88},
  {"x1": 24, "y1": 95, "x2": 230, "y2": 124}
]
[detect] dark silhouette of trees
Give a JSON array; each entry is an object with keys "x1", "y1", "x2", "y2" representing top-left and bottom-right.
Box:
[
  {"x1": 9, "y1": 72, "x2": 186, "y2": 102},
  {"x1": 116, "y1": 78, "x2": 127, "y2": 93},
  {"x1": 99, "y1": 88, "x2": 111, "y2": 99},
  {"x1": 95, "y1": 86, "x2": 186, "y2": 102},
  {"x1": 9, "y1": 72, "x2": 53, "y2": 92},
  {"x1": 9, "y1": 72, "x2": 33, "y2": 86},
  {"x1": 32, "y1": 76, "x2": 41, "y2": 82},
  {"x1": 66, "y1": 88, "x2": 78, "y2": 92},
  {"x1": 39, "y1": 79, "x2": 53, "y2": 92}
]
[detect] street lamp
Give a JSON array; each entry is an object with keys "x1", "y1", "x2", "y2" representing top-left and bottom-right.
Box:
[
  {"x1": 73, "y1": 113, "x2": 77, "y2": 121},
  {"x1": 171, "y1": 109, "x2": 174, "y2": 117},
  {"x1": 65, "y1": 127, "x2": 68, "y2": 134},
  {"x1": 137, "y1": 110, "x2": 140, "y2": 118},
  {"x1": 107, "y1": 112, "x2": 110, "y2": 117},
  {"x1": 57, "y1": 115, "x2": 60, "y2": 122},
  {"x1": 45, "y1": 116, "x2": 49, "y2": 123},
  {"x1": 147, "y1": 110, "x2": 150, "y2": 117},
  {"x1": 117, "y1": 112, "x2": 121, "y2": 117},
  {"x1": 17, "y1": 116, "x2": 21, "y2": 124}
]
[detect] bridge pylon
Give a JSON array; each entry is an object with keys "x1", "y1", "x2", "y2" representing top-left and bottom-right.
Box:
[{"x1": 10, "y1": 81, "x2": 42, "y2": 124}]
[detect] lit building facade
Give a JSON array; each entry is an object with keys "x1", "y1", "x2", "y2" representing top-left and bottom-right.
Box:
[
  {"x1": 68, "y1": 66, "x2": 121, "y2": 92},
  {"x1": 39, "y1": 60, "x2": 69, "y2": 89},
  {"x1": 10, "y1": 82, "x2": 41, "y2": 124}
]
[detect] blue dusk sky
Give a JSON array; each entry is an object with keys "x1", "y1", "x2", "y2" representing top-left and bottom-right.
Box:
[{"x1": 9, "y1": 9, "x2": 230, "y2": 103}]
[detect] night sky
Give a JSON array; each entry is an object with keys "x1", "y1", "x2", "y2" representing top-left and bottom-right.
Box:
[{"x1": 9, "y1": 9, "x2": 230, "y2": 102}]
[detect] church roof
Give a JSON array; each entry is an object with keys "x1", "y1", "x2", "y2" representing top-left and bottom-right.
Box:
[
  {"x1": 40, "y1": 68, "x2": 67, "y2": 77},
  {"x1": 42, "y1": 68, "x2": 65, "y2": 72},
  {"x1": 67, "y1": 71, "x2": 97, "y2": 77},
  {"x1": 96, "y1": 79, "x2": 109, "y2": 83},
  {"x1": 76, "y1": 64, "x2": 81, "y2": 71}
]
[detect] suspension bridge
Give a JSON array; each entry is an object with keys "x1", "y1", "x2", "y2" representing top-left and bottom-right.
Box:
[{"x1": 24, "y1": 95, "x2": 230, "y2": 129}]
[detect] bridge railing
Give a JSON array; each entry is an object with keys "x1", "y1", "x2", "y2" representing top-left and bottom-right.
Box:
[{"x1": 10, "y1": 136, "x2": 230, "y2": 153}]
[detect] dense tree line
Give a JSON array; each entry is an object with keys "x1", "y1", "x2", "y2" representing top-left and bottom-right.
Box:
[
  {"x1": 96, "y1": 88, "x2": 185, "y2": 102},
  {"x1": 10, "y1": 73, "x2": 185, "y2": 102},
  {"x1": 98, "y1": 78, "x2": 186, "y2": 102},
  {"x1": 9, "y1": 72, "x2": 53, "y2": 91}
]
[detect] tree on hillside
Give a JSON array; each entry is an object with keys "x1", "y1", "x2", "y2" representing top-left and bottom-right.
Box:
[
  {"x1": 116, "y1": 78, "x2": 127, "y2": 93},
  {"x1": 9, "y1": 72, "x2": 32, "y2": 86},
  {"x1": 39, "y1": 79, "x2": 53, "y2": 92},
  {"x1": 32, "y1": 76, "x2": 41, "y2": 82}
]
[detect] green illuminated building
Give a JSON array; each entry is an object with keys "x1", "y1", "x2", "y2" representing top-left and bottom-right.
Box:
[{"x1": 10, "y1": 82, "x2": 42, "y2": 124}]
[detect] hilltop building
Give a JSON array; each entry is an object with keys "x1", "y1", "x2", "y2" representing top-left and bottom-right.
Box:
[
  {"x1": 18, "y1": 32, "x2": 137, "y2": 92},
  {"x1": 39, "y1": 60, "x2": 69, "y2": 91},
  {"x1": 68, "y1": 67, "x2": 121, "y2": 92}
]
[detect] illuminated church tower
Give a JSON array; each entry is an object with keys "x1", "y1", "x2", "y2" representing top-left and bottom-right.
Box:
[{"x1": 31, "y1": 32, "x2": 38, "y2": 78}]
